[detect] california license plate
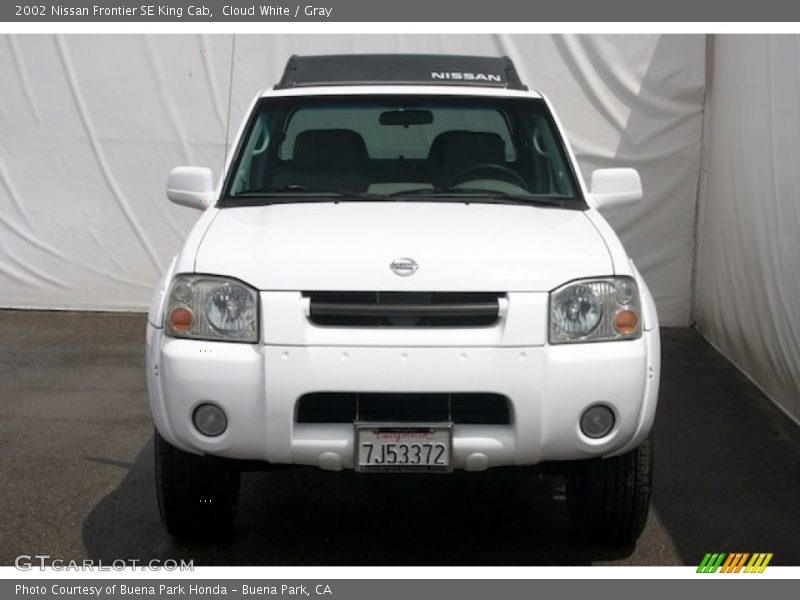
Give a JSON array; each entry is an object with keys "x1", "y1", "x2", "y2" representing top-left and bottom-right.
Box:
[{"x1": 355, "y1": 426, "x2": 452, "y2": 472}]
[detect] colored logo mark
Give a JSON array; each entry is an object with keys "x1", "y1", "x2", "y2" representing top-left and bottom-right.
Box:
[{"x1": 697, "y1": 552, "x2": 773, "y2": 573}]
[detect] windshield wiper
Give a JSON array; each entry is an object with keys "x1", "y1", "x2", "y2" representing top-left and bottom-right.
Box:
[
  {"x1": 234, "y1": 185, "x2": 386, "y2": 201},
  {"x1": 388, "y1": 187, "x2": 570, "y2": 207},
  {"x1": 227, "y1": 185, "x2": 572, "y2": 208}
]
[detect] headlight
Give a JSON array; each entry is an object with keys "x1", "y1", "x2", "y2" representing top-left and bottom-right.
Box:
[
  {"x1": 549, "y1": 276, "x2": 641, "y2": 344},
  {"x1": 165, "y1": 274, "x2": 259, "y2": 343}
]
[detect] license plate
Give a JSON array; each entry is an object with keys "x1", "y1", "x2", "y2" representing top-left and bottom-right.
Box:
[{"x1": 355, "y1": 426, "x2": 452, "y2": 472}]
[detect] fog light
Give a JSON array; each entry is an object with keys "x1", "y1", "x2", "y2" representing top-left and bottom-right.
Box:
[
  {"x1": 580, "y1": 405, "x2": 615, "y2": 439},
  {"x1": 193, "y1": 403, "x2": 227, "y2": 437}
]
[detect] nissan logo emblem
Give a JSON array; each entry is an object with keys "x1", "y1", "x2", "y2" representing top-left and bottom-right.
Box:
[{"x1": 390, "y1": 257, "x2": 418, "y2": 276}]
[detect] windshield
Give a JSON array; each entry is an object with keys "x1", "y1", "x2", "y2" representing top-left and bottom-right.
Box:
[{"x1": 222, "y1": 95, "x2": 583, "y2": 207}]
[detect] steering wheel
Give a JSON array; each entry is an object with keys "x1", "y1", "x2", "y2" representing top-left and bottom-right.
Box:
[{"x1": 448, "y1": 163, "x2": 528, "y2": 189}]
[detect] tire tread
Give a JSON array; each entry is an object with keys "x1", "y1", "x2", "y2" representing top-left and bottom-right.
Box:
[
  {"x1": 155, "y1": 430, "x2": 240, "y2": 539},
  {"x1": 565, "y1": 438, "x2": 652, "y2": 545}
]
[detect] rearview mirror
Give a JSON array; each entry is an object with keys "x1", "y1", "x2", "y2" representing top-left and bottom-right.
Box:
[
  {"x1": 590, "y1": 168, "x2": 642, "y2": 210},
  {"x1": 380, "y1": 109, "x2": 434, "y2": 126},
  {"x1": 166, "y1": 166, "x2": 215, "y2": 210}
]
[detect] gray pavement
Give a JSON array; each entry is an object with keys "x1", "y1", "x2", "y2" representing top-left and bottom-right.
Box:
[{"x1": 1, "y1": 310, "x2": 798, "y2": 566}]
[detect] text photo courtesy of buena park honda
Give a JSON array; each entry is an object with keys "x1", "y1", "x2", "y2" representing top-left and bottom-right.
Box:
[{"x1": 1, "y1": 34, "x2": 799, "y2": 567}]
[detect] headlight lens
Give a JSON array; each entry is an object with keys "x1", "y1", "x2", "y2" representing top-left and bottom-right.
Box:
[
  {"x1": 549, "y1": 277, "x2": 641, "y2": 344},
  {"x1": 165, "y1": 274, "x2": 259, "y2": 343},
  {"x1": 205, "y1": 282, "x2": 257, "y2": 336},
  {"x1": 550, "y1": 283, "x2": 603, "y2": 336}
]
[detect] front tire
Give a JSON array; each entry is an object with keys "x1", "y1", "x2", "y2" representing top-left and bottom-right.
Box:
[
  {"x1": 155, "y1": 430, "x2": 240, "y2": 539},
  {"x1": 565, "y1": 438, "x2": 653, "y2": 545}
]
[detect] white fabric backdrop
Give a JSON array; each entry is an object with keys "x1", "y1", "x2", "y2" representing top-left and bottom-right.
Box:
[
  {"x1": 695, "y1": 35, "x2": 800, "y2": 424},
  {"x1": 0, "y1": 34, "x2": 706, "y2": 325}
]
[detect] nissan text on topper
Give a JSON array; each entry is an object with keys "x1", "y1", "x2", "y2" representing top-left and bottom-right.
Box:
[{"x1": 148, "y1": 54, "x2": 660, "y2": 544}]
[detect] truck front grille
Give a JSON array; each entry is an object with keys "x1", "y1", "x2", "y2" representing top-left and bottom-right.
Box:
[
  {"x1": 296, "y1": 392, "x2": 511, "y2": 425},
  {"x1": 305, "y1": 291, "x2": 504, "y2": 327}
]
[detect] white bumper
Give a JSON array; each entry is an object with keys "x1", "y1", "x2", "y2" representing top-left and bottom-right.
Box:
[{"x1": 147, "y1": 316, "x2": 660, "y2": 471}]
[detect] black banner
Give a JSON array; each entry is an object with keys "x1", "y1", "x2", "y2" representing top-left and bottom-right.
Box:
[
  {"x1": 3, "y1": 0, "x2": 799, "y2": 22},
  {"x1": 5, "y1": 579, "x2": 797, "y2": 600}
]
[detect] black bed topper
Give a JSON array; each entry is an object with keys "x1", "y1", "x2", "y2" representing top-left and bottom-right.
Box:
[{"x1": 275, "y1": 54, "x2": 528, "y2": 91}]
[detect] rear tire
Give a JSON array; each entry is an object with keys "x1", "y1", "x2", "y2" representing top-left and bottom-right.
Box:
[
  {"x1": 155, "y1": 430, "x2": 240, "y2": 539},
  {"x1": 565, "y1": 438, "x2": 652, "y2": 545}
]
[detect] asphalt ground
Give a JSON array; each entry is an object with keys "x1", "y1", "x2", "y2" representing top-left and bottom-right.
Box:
[{"x1": 1, "y1": 310, "x2": 799, "y2": 566}]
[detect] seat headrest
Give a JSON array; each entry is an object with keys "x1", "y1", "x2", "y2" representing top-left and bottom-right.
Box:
[
  {"x1": 427, "y1": 130, "x2": 507, "y2": 172},
  {"x1": 292, "y1": 129, "x2": 368, "y2": 170}
]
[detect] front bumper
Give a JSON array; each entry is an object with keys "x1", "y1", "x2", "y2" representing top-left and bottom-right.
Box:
[{"x1": 147, "y1": 325, "x2": 660, "y2": 471}]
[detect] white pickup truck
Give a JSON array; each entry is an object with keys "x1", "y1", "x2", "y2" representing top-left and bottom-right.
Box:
[{"x1": 147, "y1": 54, "x2": 660, "y2": 545}]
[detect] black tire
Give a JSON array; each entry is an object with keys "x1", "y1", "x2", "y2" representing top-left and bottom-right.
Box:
[
  {"x1": 565, "y1": 438, "x2": 652, "y2": 545},
  {"x1": 154, "y1": 430, "x2": 241, "y2": 539}
]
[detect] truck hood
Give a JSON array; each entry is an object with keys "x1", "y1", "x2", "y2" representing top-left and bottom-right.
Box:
[{"x1": 193, "y1": 202, "x2": 612, "y2": 292}]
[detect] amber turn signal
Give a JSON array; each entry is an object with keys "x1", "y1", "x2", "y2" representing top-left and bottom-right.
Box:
[
  {"x1": 169, "y1": 307, "x2": 193, "y2": 332},
  {"x1": 614, "y1": 309, "x2": 638, "y2": 334}
]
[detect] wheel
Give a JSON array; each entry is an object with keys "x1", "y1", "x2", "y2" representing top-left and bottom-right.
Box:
[
  {"x1": 565, "y1": 438, "x2": 652, "y2": 545},
  {"x1": 448, "y1": 163, "x2": 529, "y2": 189},
  {"x1": 154, "y1": 430, "x2": 240, "y2": 539}
]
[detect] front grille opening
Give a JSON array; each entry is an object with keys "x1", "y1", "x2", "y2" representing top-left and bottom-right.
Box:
[
  {"x1": 296, "y1": 393, "x2": 511, "y2": 425},
  {"x1": 305, "y1": 291, "x2": 504, "y2": 327}
]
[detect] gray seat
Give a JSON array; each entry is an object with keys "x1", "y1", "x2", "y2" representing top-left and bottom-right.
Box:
[
  {"x1": 427, "y1": 130, "x2": 507, "y2": 188},
  {"x1": 272, "y1": 129, "x2": 370, "y2": 192}
]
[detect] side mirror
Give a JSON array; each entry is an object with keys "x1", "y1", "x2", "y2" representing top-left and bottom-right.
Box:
[
  {"x1": 590, "y1": 168, "x2": 642, "y2": 210},
  {"x1": 166, "y1": 166, "x2": 215, "y2": 210}
]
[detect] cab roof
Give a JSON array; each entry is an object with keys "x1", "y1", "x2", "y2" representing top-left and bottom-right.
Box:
[{"x1": 275, "y1": 54, "x2": 528, "y2": 91}]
